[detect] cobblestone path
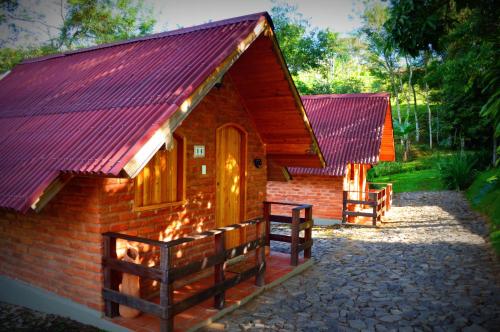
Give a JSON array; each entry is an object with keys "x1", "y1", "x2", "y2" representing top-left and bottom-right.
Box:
[{"x1": 209, "y1": 191, "x2": 500, "y2": 332}]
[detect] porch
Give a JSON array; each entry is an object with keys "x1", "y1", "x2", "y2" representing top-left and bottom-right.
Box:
[
  {"x1": 102, "y1": 202, "x2": 314, "y2": 332},
  {"x1": 342, "y1": 182, "x2": 393, "y2": 226}
]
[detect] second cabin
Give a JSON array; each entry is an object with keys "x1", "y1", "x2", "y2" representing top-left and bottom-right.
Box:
[{"x1": 267, "y1": 93, "x2": 396, "y2": 225}]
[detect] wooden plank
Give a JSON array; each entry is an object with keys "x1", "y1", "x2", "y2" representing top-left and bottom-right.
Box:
[
  {"x1": 225, "y1": 237, "x2": 265, "y2": 260},
  {"x1": 263, "y1": 202, "x2": 271, "y2": 247},
  {"x1": 297, "y1": 239, "x2": 313, "y2": 253},
  {"x1": 345, "y1": 199, "x2": 376, "y2": 206},
  {"x1": 172, "y1": 266, "x2": 259, "y2": 316},
  {"x1": 269, "y1": 214, "x2": 306, "y2": 224},
  {"x1": 291, "y1": 209, "x2": 300, "y2": 266},
  {"x1": 269, "y1": 234, "x2": 291, "y2": 243},
  {"x1": 342, "y1": 191, "x2": 347, "y2": 224},
  {"x1": 255, "y1": 222, "x2": 265, "y2": 286},
  {"x1": 299, "y1": 220, "x2": 313, "y2": 231},
  {"x1": 168, "y1": 237, "x2": 265, "y2": 282},
  {"x1": 264, "y1": 201, "x2": 311, "y2": 208},
  {"x1": 160, "y1": 246, "x2": 174, "y2": 332},
  {"x1": 343, "y1": 211, "x2": 376, "y2": 218},
  {"x1": 169, "y1": 253, "x2": 226, "y2": 282},
  {"x1": 214, "y1": 232, "x2": 225, "y2": 309},
  {"x1": 103, "y1": 235, "x2": 119, "y2": 317},
  {"x1": 102, "y1": 257, "x2": 163, "y2": 281},
  {"x1": 304, "y1": 207, "x2": 312, "y2": 259},
  {"x1": 102, "y1": 288, "x2": 163, "y2": 318},
  {"x1": 103, "y1": 232, "x2": 167, "y2": 247}
]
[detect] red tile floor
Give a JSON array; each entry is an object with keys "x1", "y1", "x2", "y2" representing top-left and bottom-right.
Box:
[{"x1": 109, "y1": 251, "x2": 307, "y2": 332}]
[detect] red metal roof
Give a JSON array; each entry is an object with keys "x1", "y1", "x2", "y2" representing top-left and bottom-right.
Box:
[
  {"x1": 289, "y1": 93, "x2": 391, "y2": 177},
  {"x1": 0, "y1": 13, "x2": 271, "y2": 212}
]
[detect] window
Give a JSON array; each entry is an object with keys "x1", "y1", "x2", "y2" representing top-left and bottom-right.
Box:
[
  {"x1": 350, "y1": 163, "x2": 355, "y2": 181},
  {"x1": 134, "y1": 135, "x2": 185, "y2": 210}
]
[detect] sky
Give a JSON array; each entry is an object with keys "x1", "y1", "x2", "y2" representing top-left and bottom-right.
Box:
[
  {"x1": 1, "y1": 0, "x2": 382, "y2": 48},
  {"x1": 149, "y1": 0, "x2": 371, "y2": 35}
]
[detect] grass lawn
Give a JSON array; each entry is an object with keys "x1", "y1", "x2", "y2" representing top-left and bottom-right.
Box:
[
  {"x1": 466, "y1": 168, "x2": 500, "y2": 253},
  {"x1": 370, "y1": 168, "x2": 444, "y2": 193}
]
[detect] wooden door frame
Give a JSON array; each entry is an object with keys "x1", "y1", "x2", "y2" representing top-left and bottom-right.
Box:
[{"x1": 215, "y1": 123, "x2": 248, "y2": 226}]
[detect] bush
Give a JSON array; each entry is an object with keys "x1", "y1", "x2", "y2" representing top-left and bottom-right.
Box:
[
  {"x1": 438, "y1": 153, "x2": 478, "y2": 190},
  {"x1": 368, "y1": 162, "x2": 404, "y2": 178}
]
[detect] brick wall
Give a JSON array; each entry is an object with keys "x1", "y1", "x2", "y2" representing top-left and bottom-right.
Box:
[
  {"x1": 267, "y1": 175, "x2": 344, "y2": 220},
  {"x1": 0, "y1": 76, "x2": 267, "y2": 312},
  {"x1": 267, "y1": 163, "x2": 370, "y2": 221},
  {"x1": 0, "y1": 177, "x2": 103, "y2": 311}
]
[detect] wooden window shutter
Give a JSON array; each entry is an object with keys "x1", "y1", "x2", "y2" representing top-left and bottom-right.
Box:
[{"x1": 135, "y1": 136, "x2": 183, "y2": 210}]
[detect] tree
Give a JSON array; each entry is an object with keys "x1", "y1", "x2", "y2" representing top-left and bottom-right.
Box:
[
  {"x1": 386, "y1": 0, "x2": 499, "y2": 162},
  {"x1": 360, "y1": 3, "x2": 403, "y2": 133},
  {"x1": 59, "y1": 0, "x2": 155, "y2": 49},
  {"x1": 271, "y1": 3, "x2": 373, "y2": 95},
  {"x1": 0, "y1": 0, "x2": 156, "y2": 73},
  {"x1": 270, "y1": 3, "x2": 321, "y2": 75}
]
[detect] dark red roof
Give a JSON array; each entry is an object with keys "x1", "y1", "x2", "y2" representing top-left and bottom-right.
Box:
[
  {"x1": 289, "y1": 93, "x2": 391, "y2": 176},
  {"x1": 0, "y1": 13, "x2": 271, "y2": 212}
]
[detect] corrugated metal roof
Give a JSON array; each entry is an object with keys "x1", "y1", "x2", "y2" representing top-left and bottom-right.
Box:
[
  {"x1": 0, "y1": 12, "x2": 270, "y2": 212},
  {"x1": 289, "y1": 93, "x2": 391, "y2": 177}
]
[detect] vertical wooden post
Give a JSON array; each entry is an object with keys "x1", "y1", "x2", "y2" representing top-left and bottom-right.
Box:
[
  {"x1": 291, "y1": 208, "x2": 300, "y2": 266},
  {"x1": 304, "y1": 206, "x2": 312, "y2": 259},
  {"x1": 214, "y1": 231, "x2": 226, "y2": 309},
  {"x1": 381, "y1": 187, "x2": 386, "y2": 216},
  {"x1": 342, "y1": 191, "x2": 348, "y2": 224},
  {"x1": 103, "y1": 234, "x2": 119, "y2": 318},
  {"x1": 387, "y1": 183, "x2": 392, "y2": 210},
  {"x1": 255, "y1": 221, "x2": 265, "y2": 286},
  {"x1": 263, "y1": 202, "x2": 271, "y2": 247},
  {"x1": 160, "y1": 245, "x2": 174, "y2": 332},
  {"x1": 369, "y1": 192, "x2": 377, "y2": 226}
]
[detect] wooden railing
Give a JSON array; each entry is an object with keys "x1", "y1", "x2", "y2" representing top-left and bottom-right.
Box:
[
  {"x1": 263, "y1": 201, "x2": 313, "y2": 266},
  {"x1": 102, "y1": 218, "x2": 266, "y2": 332},
  {"x1": 370, "y1": 182, "x2": 393, "y2": 211},
  {"x1": 342, "y1": 182, "x2": 392, "y2": 226}
]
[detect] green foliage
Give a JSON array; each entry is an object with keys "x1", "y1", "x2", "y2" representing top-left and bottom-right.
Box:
[
  {"x1": 386, "y1": 0, "x2": 499, "y2": 156},
  {"x1": 384, "y1": 0, "x2": 452, "y2": 55},
  {"x1": 270, "y1": 3, "x2": 321, "y2": 75},
  {"x1": 271, "y1": 3, "x2": 376, "y2": 95},
  {"x1": 437, "y1": 153, "x2": 478, "y2": 190},
  {"x1": 59, "y1": 0, "x2": 155, "y2": 48},
  {"x1": 0, "y1": 45, "x2": 59, "y2": 73},
  {"x1": 370, "y1": 168, "x2": 444, "y2": 193},
  {"x1": 466, "y1": 167, "x2": 500, "y2": 253}
]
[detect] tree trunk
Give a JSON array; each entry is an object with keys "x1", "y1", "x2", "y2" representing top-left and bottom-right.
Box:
[
  {"x1": 424, "y1": 81, "x2": 432, "y2": 149},
  {"x1": 390, "y1": 72, "x2": 403, "y2": 146},
  {"x1": 436, "y1": 106, "x2": 439, "y2": 145},
  {"x1": 405, "y1": 55, "x2": 419, "y2": 142}
]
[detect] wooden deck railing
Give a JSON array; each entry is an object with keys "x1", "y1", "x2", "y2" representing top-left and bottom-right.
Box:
[
  {"x1": 342, "y1": 182, "x2": 393, "y2": 226},
  {"x1": 263, "y1": 201, "x2": 313, "y2": 266},
  {"x1": 102, "y1": 218, "x2": 266, "y2": 332}
]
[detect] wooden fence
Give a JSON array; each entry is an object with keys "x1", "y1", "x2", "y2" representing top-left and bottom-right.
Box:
[
  {"x1": 342, "y1": 183, "x2": 393, "y2": 226},
  {"x1": 102, "y1": 218, "x2": 266, "y2": 332},
  {"x1": 263, "y1": 201, "x2": 313, "y2": 266}
]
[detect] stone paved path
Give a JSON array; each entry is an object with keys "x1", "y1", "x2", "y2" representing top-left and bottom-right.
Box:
[
  {"x1": 209, "y1": 191, "x2": 500, "y2": 332},
  {"x1": 0, "y1": 301, "x2": 100, "y2": 331}
]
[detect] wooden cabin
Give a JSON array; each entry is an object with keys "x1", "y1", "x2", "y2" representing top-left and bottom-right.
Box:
[
  {"x1": 0, "y1": 13, "x2": 324, "y2": 331},
  {"x1": 267, "y1": 93, "x2": 395, "y2": 224}
]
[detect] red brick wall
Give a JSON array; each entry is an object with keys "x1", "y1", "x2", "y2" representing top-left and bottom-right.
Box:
[
  {"x1": 267, "y1": 163, "x2": 370, "y2": 220},
  {"x1": 267, "y1": 175, "x2": 344, "y2": 219},
  {"x1": 0, "y1": 76, "x2": 267, "y2": 312},
  {"x1": 0, "y1": 177, "x2": 103, "y2": 311}
]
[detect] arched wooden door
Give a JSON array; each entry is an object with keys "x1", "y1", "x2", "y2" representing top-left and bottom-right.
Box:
[{"x1": 216, "y1": 125, "x2": 246, "y2": 248}]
